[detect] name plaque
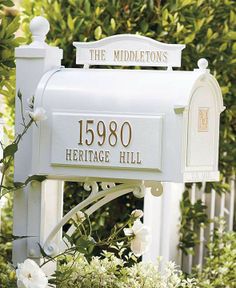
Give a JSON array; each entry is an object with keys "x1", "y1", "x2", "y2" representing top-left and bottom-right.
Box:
[
  {"x1": 73, "y1": 34, "x2": 185, "y2": 68},
  {"x1": 51, "y1": 112, "x2": 163, "y2": 170}
]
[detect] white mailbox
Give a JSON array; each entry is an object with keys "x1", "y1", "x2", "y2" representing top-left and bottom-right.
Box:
[
  {"x1": 29, "y1": 36, "x2": 224, "y2": 184},
  {"x1": 13, "y1": 16, "x2": 225, "y2": 268}
]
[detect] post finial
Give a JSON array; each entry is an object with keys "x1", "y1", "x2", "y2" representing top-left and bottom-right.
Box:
[
  {"x1": 30, "y1": 16, "x2": 50, "y2": 47},
  {"x1": 197, "y1": 58, "x2": 208, "y2": 70}
]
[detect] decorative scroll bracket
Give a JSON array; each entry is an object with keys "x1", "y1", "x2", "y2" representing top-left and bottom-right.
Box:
[
  {"x1": 43, "y1": 180, "x2": 163, "y2": 256},
  {"x1": 73, "y1": 34, "x2": 185, "y2": 69}
]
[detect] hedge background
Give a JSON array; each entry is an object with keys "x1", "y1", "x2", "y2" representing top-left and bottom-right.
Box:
[{"x1": 0, "y1": 0, "x2": 235, "y2": 270}]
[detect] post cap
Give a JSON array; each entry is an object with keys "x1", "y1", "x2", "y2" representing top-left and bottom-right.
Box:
[
  {"x1": 30, "y1": 16, "x2": 50, "y2": 46},
  {"x1": 197, "y1": 58, "x2": 208, "y2": 70}
]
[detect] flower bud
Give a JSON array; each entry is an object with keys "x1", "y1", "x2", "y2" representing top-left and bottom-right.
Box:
[
  {"x1": 75, "y1": 211, "x2": 86, "y2": 222},
  {"x1": 131, "y1": 209, "x2": 144, "y2": 219}
]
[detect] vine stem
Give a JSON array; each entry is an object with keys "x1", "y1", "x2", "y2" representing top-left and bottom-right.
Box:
[{"x1": 0, "y1": 118, "x2": 34, "y2": 198}]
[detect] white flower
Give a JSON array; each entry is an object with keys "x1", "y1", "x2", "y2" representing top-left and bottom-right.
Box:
[
  {"x1": 124, "y1": 219, "x2": 151, "y2": 257},
  {"x1": 74, "y1": 211, "x2": 86, "y2": 222},
  {"x1": 29, "y1": 107, "x2": 47, "y2": 122},
  {"x1": 131, "y1": 209, "x2": 144, "y2": 219},
  {"x1": 16, "y1": 259, "x2": 48, "y2": 288}
]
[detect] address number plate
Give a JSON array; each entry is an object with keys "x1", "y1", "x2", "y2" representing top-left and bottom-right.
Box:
[{"x1": 51, "y1": 113, "x2": 163, "y2": 170}]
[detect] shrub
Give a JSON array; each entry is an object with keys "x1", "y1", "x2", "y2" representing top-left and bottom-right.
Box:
[
  {"x1": 193, "y1": 227, "x2": 236, "y2": 288},
  {"x1": 51, "y1": 252, "x2": 198, "y2": 288}
]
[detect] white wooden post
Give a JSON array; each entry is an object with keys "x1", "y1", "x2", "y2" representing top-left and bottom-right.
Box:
[
  {"x1": 0, "y1": 118, "x2": 4, "y2": 232},
  {"x1": 228, "y1": 175, "x2": 235, "y2": 231},
  {"x1": 143, "y1": 182, "x2": 184, "y2": 267},
  {"x1": 13, "y1": 16, "x2": 63, "y2": 269}
]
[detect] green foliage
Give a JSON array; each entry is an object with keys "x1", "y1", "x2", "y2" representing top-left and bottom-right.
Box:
[
  {"x1": 51, "y1": 251, "x2": 197, "y2": 288},
  {"x1": 0, "y1": 0, "x2": 25, "y2": 133},
  {"x1": 0, "y1": 197, "x2": 17, "y2": 288},
  {"x1": 193, "y1": 226, "x2": 236, "y2": 288},
  {"x1": 179, "y1": 190, "x2": 208, "y2": 255}
]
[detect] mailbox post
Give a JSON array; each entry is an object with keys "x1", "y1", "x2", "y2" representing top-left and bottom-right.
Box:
[
  {"x1": 13, "y1": 16, "x2": 224, "y2": 272},
  {"x1": 13, "y1": 17, "x2": 64, "y2": 272}
]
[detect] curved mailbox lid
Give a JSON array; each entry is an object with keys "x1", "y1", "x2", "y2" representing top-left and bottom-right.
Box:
[{"x1": 32, "y1": 68, "x2": 223, "y2": 182}]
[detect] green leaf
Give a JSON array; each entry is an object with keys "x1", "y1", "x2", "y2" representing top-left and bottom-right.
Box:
[
  {"x1": 6, "y1": 16, "x2": 20, "y2": 36},
  {"x1": 3, "y1": 143, "x2": 18, "y2": 158},
  {"x1": 227, "y1": 31, "x2": 236, "y2": 40},
  {"x1": 1, "y1": 0, "x2": 14, "y2": 7},
  {"x1": 110, "y1": 18, "x2": 116, "y2": 31},
  {"x1": 25, "y1": 175, "x2": 47, "y2": 186},
  {"x1": 180, "y1": 0, "x2": 193, "y2": 7},
  {"x1": 219, "y1": 42, "x2": 227, "y2": 52},
  {"x1": 13, "y1": 182, "x2": 24, "y2": 188},
  {"x1": 84, "y1": 0, "x2": 91, "y2": 15},
  {"x1": 185, "y1": 33, "x2": 195, "y2": 44},
  {"x1": 94, "y1": 26, "x2": 102, "y2": 40},
  {"x1": 15, "y1": 37, "x2": 26, "y2": 44},
  {"x1": 38, "y1": 243, "x2": 50, "y2": 257},
  {"x1": 67, "y1": 14, "x2": 74, "y2": 31},
  {"x1": 63, "y1": 233, "x2": 74, "y2": 247},
  {"x1": 207, "y1": 28, "x2": 213, "y2": 39},
  {"x1": 141, "y1": 21, "x2": 149, "y2": 33}
]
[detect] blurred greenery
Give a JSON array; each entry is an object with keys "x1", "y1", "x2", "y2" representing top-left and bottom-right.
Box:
[
  {"x1": 20, "y1": 0, "x2": 236, "y2": 254},
  {"x1": 0, "y1": 0, "x2": 25, "y2": 136},
  {"x1": 0, "y1": 197, "x2": 16, "y2": 288},
  {"x1": 0, "y1": 4, "x2": 235, "y2": 286},
  {"x1": 179, "y1": 189, "x2": 208, "y2": 255},
  {"x1": 193, "y1": 223, "x2": 236, "y2": 288}
]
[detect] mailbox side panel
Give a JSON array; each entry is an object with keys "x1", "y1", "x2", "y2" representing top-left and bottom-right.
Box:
[{"x1": 183, "y1": 75, "x2": 224, "y2": 182}]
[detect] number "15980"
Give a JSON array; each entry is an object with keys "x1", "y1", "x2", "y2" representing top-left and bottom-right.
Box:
[{"x1": 78, "y1": 120, "x2": 132, "y2": 147}]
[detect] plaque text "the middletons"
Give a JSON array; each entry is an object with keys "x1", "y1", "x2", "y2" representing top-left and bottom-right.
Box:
[{"x1": 89, "y1": 49, "x2": 168, "y2": 63}]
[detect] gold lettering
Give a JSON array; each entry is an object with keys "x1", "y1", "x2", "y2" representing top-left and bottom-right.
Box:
[
  {"x1": 101, "y1": 49, "x2": 106, "y2": 61},
  {"x1": 124, "y1": 50, "x2": 129, "y2": 61},
  {"x1": 120, "y1": 151, "x2": 126, "y2": 164},
  {"x1": 93, "y1": 151, "x2": 99, "y2": 162},
  {"x1": 94, "y1": 49, "x2": 100, "y2": 61},
  {"x1": 163, "y1": 51, "x2": 168, "y2": 63},
  {"x1": 140, "y1": 51, "x2": 145, "y2": 62},
  {"x1": 137, "y1": 152, "x2": 142, "y2": 164},
  {"x1": 150, "y1": 51, "x2": 156, "y2": 62},
  {"x1": 105, "y1": 150, "x2": 110, "y2": 163},
  {"x1": 84, "y1": 150, "x2": 88, "y2": 162},
  {"x1": 79, "y1": 150, "x2": 83, "y2": 161},
  {"x1": 88, "y1": 150, "x2": 93, "y2": 161},
  {"x1": 126, "y1": 152, "x2": 130, "y2": 164},
  {"x1": 145, "y1": 51, "x2": 150, "y2": 62},
  {"x1": 198, "y1": 108, "x2": 209, "y2": 132},
  {"x1": 113, "y1": 50, "x2": 168, "y2": 64},
  {"x1": 89, "y1": 49, "x2": 94, "y2": 61},
  {"x1": 156, "y1": 51, "x2": 162, "y2": 62},
  {"x1": 131, "y1": 152, "x2": 136, "y2": 164},
  {"x1": 113, "y1": 50, "x2": 120, "y2": 61},
  {"x1": 73, "y1": 149, "x2": 78, "y2": 161},
  {"x1": 98, "y1": 151, "x2": 104, "y2": 162},
  {"x1": 66, "y1": 149, "x2": 72, "y2": 161},
  {"x1": 89, "y1": 49, "x2": 106, "y2": 61},
  {"x1": 129, "y1": 51, "x2": 135, "y2": 62}
]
